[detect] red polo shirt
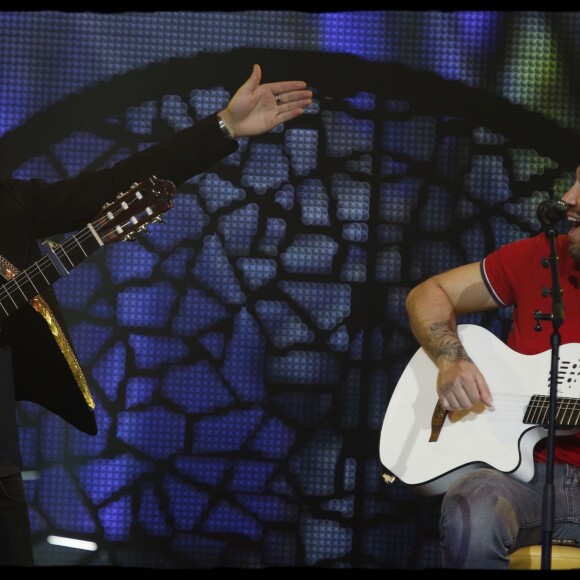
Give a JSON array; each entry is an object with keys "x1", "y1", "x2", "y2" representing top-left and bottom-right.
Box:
[{"x1": 481, "y1": 232, "x2": 580, "y2": 466}]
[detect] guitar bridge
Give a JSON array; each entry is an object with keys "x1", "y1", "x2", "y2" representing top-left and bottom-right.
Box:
[{"x1": 429, "y1": 401, "x2": 448, "y2": 442}]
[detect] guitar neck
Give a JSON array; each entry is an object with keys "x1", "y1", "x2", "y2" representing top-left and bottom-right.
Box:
[
  {"x1": 525, "y1": 394, "x2": 580, "y2": 428},
  {"x1": 0, "y1": 225, "x2": 102, "y2": 322},
  {"x1": 0, "y1": 175, "x2": 176, "y2": 324}
]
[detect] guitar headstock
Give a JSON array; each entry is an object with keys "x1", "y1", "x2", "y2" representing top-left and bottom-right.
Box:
[{"x1": 94, "y1": 175, "x2": 175, "y2": 244}]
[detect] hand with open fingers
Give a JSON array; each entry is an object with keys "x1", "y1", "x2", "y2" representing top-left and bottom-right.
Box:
[{"x1": 218, "y1": 64, "x2": 313, "y2": 139}]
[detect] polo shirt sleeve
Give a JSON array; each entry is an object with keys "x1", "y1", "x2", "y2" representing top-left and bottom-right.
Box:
[{"x1": 481, "y1": 237, "x2": 534, "y2": 307}]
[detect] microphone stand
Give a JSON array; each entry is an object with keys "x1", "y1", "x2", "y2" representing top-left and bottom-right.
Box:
[{"x1": 533, "y1": 224, "x2": 565, "y2": 571}]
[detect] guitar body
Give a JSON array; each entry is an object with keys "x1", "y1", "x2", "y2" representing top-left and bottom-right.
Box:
[{"x1": 379, "y1": 324, "x2": 580, "y2": 496}]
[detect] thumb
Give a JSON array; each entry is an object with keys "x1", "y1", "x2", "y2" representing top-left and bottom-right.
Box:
[{"x1": 244, "y1": 64, "x2": 261, "y2": 92}]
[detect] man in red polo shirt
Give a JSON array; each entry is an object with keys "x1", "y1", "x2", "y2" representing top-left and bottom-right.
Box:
[{"x1": 405, "y1": 166, "x2": 580, "y2": 568}]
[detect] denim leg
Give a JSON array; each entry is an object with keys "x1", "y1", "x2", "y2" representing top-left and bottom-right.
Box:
[
  {"x1": 551, "y1": 463, "x2": 580, "y2": 545},
  {"x1": 0, "y1": 472, "x2": 34, "y2": 566},
  {"x1": 440, "y1": 467, "x2": 543, "y2": 569}
]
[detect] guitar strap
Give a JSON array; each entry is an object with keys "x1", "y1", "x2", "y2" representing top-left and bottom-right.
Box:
[{"x1": 0, "y1": 253, "x2": 95, "y2": 411}]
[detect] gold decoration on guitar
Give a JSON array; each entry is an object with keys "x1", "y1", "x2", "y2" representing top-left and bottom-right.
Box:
[{"x1": 0, "y1": 254, "x2": 94, "y2": 410}]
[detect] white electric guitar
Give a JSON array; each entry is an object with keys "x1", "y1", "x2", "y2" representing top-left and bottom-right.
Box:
[{"x1": 379, "y1": 324, "x2": 580, "y2": 497}]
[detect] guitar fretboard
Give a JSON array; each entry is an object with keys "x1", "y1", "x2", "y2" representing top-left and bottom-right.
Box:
[
  {"x1": 0, "y1": 175, "x2": 175, "y2": 325},
  {"x1": 0, "y1": 226, "x2": 101, "y2": 321},
  {"x1": 524, "y1": 394, "x2": 580, "y2": 427}
]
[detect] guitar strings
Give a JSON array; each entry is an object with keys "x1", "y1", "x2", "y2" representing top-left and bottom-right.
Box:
[
  {"x1": 452, "y1": 391, "x2": 580, "y2": 426},
  {"x1": 0, "y1": 184, "x2": 159, "y2": 314}
]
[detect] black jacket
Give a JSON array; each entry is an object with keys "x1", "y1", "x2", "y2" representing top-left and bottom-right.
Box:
[{"x1": 0, "y1": 112, "x2": 237, "y2": 435}]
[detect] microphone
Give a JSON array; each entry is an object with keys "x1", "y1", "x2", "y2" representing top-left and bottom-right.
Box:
[{"x1": 536, "y1": 199, "x2": 568, "y2": 226}]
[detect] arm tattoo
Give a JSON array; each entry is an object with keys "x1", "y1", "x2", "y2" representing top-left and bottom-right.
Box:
[{"x1": 429, "y1": 321, "x2": 473, "y2": 362}]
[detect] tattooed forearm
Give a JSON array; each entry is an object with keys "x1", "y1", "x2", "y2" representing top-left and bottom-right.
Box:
[{"x1": 429, "y1": 321, "x2": 473, "y2": 362}]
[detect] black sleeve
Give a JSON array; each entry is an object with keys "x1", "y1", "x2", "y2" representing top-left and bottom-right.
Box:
[{"x1": 0, "y1": 112, "x2": 238, "y2": 238}]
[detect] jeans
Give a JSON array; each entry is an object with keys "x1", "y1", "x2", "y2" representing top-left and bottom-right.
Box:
[
  {"x1": 439, "y1": 462, "x2": 580, "y2": 569},
  {"x1": 0, "y1": 473, "x2": 33, "y2": 566}
]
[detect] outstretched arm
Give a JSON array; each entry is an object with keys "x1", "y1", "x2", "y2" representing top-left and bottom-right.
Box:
[
  {"x1": 218, "y1": 64, "x2": 313, "y2": 139},
  {"x1": 406, "y1": 262, "x2": 498, "y2": 411}
]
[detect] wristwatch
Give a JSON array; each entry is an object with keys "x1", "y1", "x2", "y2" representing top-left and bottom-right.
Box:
[{"x1": 217, "y1": 113, "x2": 235, "y2": 141}]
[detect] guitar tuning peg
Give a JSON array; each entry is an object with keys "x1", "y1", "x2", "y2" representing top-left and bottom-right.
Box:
[{"x1": 123, "y1": 233, "x2": 137, "y2": 242}]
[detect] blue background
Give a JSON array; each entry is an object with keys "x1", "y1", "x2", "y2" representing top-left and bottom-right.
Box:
[{"x1": 1, "y1": 8, "x2": 578, "y2": 570}]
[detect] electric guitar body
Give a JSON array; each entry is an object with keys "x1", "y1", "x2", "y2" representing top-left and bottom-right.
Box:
[{"x1": 379, "y1": 324, "x2": 580, "y2": 496}]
